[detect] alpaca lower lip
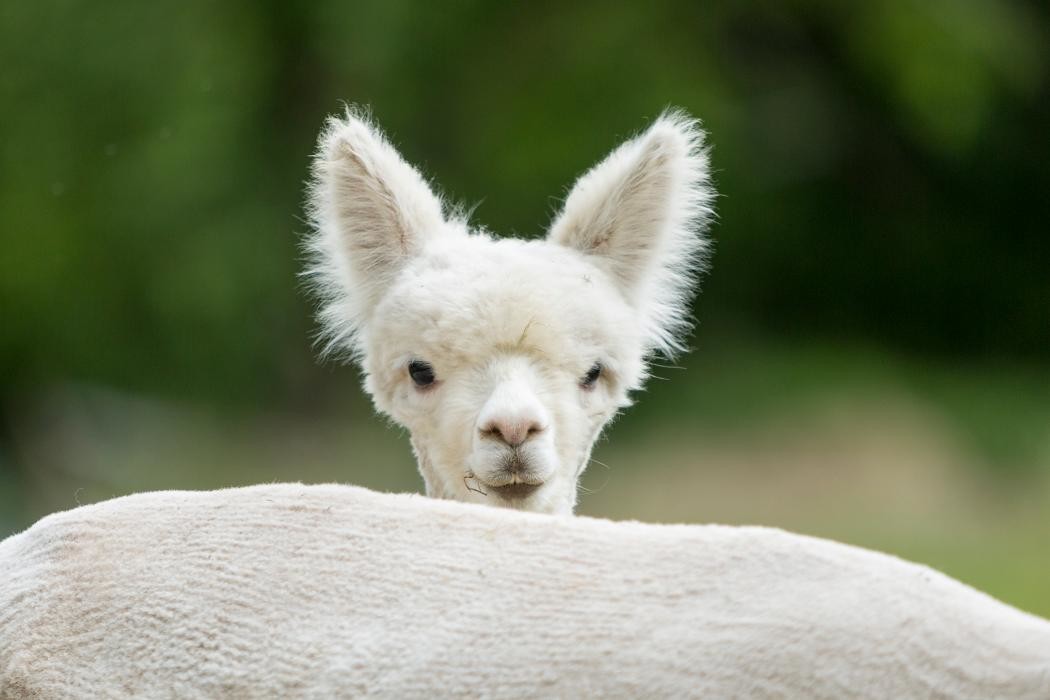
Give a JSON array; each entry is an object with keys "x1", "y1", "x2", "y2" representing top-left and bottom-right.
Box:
[{"x1": 487, "y1": 482, "x2": 542, "y2": 500}]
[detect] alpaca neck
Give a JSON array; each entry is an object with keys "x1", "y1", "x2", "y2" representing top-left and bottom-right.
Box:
[{"x1": 409, "y1": 436, "x2": 454, "y2": 500}]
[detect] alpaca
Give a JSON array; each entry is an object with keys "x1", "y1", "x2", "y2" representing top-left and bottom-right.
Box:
[
  {"x1": 2, "y1": 484, "x2": 1048, "y2": 698},
  {"x1": 307, "y1": 109, "x2": 713, "y2": 514}
]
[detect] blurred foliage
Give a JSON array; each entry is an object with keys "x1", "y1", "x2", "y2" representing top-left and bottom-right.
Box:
[{"x1": 2, "y1": 0, "x2": 1048, "y2": 407}]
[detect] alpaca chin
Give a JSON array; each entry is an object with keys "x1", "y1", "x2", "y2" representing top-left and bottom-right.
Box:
[
  {"x1": 460, "y1": 462, "x2": 572, "y2": 514},
  {"x1": 486, "y1": 482, "x2": 543, "y2": 501}
]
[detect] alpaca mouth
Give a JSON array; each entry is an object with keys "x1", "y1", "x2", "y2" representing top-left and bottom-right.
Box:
[
  {"x1": 467, "y1": 469, "x2": 545, "y2": 501},
  {"x1": 465, "y1": 455, "x2": 546, "y2": 501},
  {"x1": 486, "y1": 481, "x2": 542, "y2": 500}
]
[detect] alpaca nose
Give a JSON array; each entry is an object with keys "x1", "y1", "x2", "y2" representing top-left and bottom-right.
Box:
[{"x1": 480, "y1": 417, "x2": 545, "y2": 447}]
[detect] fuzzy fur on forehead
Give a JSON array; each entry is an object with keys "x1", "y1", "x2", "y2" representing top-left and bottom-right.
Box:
[
  {"x1": 368, "y1": 235, "x2": 641, "y2": 376},
  {"x1": 304, "y1": 106, "x2": 715, "y2": 366}
]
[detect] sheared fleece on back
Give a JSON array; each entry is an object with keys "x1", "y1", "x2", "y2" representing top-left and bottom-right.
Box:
[{"x1": 1, "y1": 484, "x2": 1049, "y2": 698}]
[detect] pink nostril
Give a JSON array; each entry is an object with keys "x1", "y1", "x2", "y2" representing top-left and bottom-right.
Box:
[{"x1": 481, "y1": 418, "x2": 544, "y2": 447}]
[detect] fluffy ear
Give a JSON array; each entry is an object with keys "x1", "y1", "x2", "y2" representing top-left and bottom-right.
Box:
[
  {"x1": 307, "y1": 108, "x2": 447, "y2": 357},
  {"x1": 548, "y1": 111, "x2": 715, "y2": 357}
]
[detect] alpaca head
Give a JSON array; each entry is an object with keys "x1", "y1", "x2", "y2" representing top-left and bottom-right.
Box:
[{"x1": 307, "y1": 108, "x2": 714, "y2": 514}]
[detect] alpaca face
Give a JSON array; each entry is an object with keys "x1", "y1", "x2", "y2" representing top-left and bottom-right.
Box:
[
  {"x1": 362, "y1": 236, "x2": 644, "y2": 513},
  {"x1": 308, "y1": 109, "x2": 714, "y2": 514}
]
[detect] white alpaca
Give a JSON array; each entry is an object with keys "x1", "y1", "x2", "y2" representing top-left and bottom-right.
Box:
[
  {"x1": 2, "y1": 484, "x2": 1048, "y2": 698},
  {"x1": 307, "y1": 108, "x2": 713, "y2": 514}
]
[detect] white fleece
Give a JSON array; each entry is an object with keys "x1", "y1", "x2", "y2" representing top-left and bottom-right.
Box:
[{"x1": 1, "y1": 483, "x2": 1048, "y2": 699}]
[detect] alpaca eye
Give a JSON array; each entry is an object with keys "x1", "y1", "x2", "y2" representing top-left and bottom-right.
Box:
[
  {"x1": 580, "y1": 362, "x2": 602, "y2": 389},
  {"x1": 408, "y1": 360, "x2": 436, "y2": 387}
]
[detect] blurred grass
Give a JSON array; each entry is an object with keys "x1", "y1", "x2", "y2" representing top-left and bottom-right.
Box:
[
  {"x1": 5, "y1": 340, "x2": 1048, "y2": 617},
  {"x1": 617, "y1": 338, "x2": 1050, "y2": 474}
]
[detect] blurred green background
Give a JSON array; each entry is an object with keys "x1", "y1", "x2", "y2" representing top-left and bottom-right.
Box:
[{"x1": 2, "y1": 2, "x2": 1048, "y2": 615}]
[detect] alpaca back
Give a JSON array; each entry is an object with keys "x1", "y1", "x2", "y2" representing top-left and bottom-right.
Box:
[{"x1": 2, "y1": 484, "x2": 1048, "y2": 698}]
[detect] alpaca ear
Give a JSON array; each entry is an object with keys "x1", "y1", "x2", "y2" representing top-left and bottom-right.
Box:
[
  {"x1": 548, "y1": 112, "x2": 715, "y2": 357},
  {"x1": 307, "y1": 109, "x2": 447, "y2": 356}
]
